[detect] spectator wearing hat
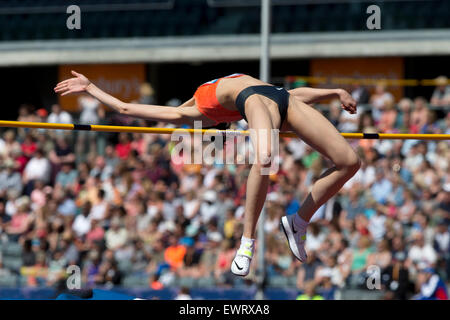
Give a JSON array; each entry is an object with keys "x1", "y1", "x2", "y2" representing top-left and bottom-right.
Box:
[
  {"x1": 0, "y1": 158, "x2": 23, "y2": 197},
  {"x1": 433, "y1": 220, "x2": 450, "y2": 280},
  {"x1": 415, "y1": 266, "x2": 448, "y2": 300},
  {"x1": 430, "y1": 76, "x2": 450, "y2": 106}
]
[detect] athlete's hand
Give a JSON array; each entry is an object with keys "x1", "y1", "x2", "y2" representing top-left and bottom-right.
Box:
[
  {"x1": 338, "y1": 89, "x2": 357, "y2": 114},
  {"x1": 54, "y1": 70, "x2": 91, "y2": 96}
]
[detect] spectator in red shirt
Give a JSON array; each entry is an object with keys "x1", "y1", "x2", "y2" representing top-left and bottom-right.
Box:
[
  {"x1": 115, "y1": 133, "x2": 132, "y2": 160},
  {"x1": 21, "y1": 133, "x2": 38, "y2": 159}
]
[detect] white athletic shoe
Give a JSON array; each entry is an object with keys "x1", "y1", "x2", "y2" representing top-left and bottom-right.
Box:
[
  {"x1": 281, "y1": 215, "x2": 307, "y2": 262},
  {"x1": 231, "y1": 243, "x2": 254, "y2": 277}
]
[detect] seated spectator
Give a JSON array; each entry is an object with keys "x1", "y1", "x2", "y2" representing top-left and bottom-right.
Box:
[
  {"x1": 378, "y1": 99, "x2": 398, "y2": 133},
  {"x1": 351, "y1": 84, "x2": 370, "y2": 104},
  {"x1": 175, "y1": 287, "x2": 192, "y2": 300},
  {"x1": 381, "y1": 252, "x2": 413, "y2": 300},
  {"x1": 430, "y1": 76, "x2": 450, "y2": 106},
  {"x1": 350, "y1": 236, "x2": 373, "y2": 285},
  {"x1": 49, "y1": 136, "x2": 75, "y2": 173},
  {"x1": 371, "y1": 168, "x2": 393, "y2": 205},
  {"x1": 55, "y1": 162, "x2": 78, "y2": 190},
  {"x1": 47, "y1": 104, "x2": 73, "y2": 124},
  {"x1": 370, "y1": 82, "x2": 394, "y2": 123},
  {"x1": 296, "y1": 250, "x2": 322, "y2": 291},
  {"x1": 296, "y1": 280, "x2": 324, "y2": 300},
  {"x1": 0, "y1": 158, "x2": 23, "y2": 198},
  {"x1": 0, "y1": 130, "x2": 21, "y2": 158},
  {"x1": 164, "y1": 235, "x2": 187, "y2": 271},
  {"x1": 23, "y1": 148, "x2": 51, "y2": 195},
  {"x1": 367, "y1": 239, "x2": 392, "y2": 271},
  {"x1": 407, "y1": 232, "x2": 438, "y2": 268},
  {"x1": 414, "y1": 266, "x2": 448, "y2": 300},
  {"x1": 89, "y1": 189, "x2": 109, "y2": 221},
  {"x1": 86, "y1": 219, "x2": 105, "y2": 245},
  {"x1": 6, "y1": 197, "x2": 32, "y2": 241},
  {"x1": 72, "y1": 201, "x2": 92, "y2": 238},
  {"x1": 115, "y1": 133, "x2": 132, "y2": 160},
  {"x1": 410, "y1": 97, "x2": 428, "y2": 133},
  {"x1": 395, "y1": 98, "x2": 413, "y2": 132},
  {"x1": 105, "y1": 217, "x2": 128, "y2": 250},
  {"x1": 20, "y1": 133, "x2": 38, "y2": 159}
]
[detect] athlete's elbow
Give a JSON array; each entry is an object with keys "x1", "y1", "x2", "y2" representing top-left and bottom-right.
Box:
[
  {"x1": 172, "y1": 111, "x2": 187, "y2": 125},
  {"x1": 118, "y1": 102, "x2": 129, "y2": 115}
]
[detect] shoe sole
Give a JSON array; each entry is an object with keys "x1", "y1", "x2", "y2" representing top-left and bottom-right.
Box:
[
  {"x1": 281, "y1": 216, "x2": 305, "y2": 262},
  {"x1": 231, "y1": 268, "x2": 248, "y2": 277}
]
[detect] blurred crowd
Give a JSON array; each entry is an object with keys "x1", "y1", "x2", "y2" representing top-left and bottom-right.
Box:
[{"x1": 0, "y1": 78, "x2": 449, "y2": 300}]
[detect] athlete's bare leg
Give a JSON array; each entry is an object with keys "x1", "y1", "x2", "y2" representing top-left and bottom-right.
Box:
[
  {"x1": 284, "y1": 97, "x2": 361, "y2": 222},
  {"x1": 231, "y1": 95, "x2": 280, "y2": 276},
  {"x1": 242, "y1": 96, "x2": 281, "y2": 238}
]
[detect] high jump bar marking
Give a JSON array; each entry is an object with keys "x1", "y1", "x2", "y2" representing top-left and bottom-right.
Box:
[{"x1": 0, "y1": 120, "x2": 449, "y2": 140}]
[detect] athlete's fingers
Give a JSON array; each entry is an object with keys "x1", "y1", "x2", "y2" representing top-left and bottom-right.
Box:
[
  {"x1": 54, "y1": 87, "x2": 67, "y2": 93},
  {"x1": 60, "y1": 89, "x2": 73, "y2": 96},
  {"x1": 56, "y1": 79, "x2": 72, "y2": 87},
  {"x1": 54, "y1": 85, "x2": 68, "y2": 92}
]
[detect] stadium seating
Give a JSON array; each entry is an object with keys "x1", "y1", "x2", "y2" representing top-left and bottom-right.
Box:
[{"x1": 0, "y1": 0, "x2": 449, "y2": 41}]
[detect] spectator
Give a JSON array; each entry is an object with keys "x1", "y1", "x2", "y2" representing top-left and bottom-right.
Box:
[
  {"x1": 370, "y1": 168, "x2": 393, "y2": 205},
  {"x1": 430, "y1": 76, "x2": 450, "y2": 106},
  {"x1": 105, "y1": 217, "x2": 128, "y2": 250},
  {"x1": 72, "y1": 201, "x2": 92, "y2": 237},
  {"x1": 47, "y1": 104, "x2": 73, "y2": 124},
  {"x1": 296, "y1": 280, "x2": 324, "y2": 300},
  {"x1": 23, "y1": 148, "x2": 51, "y2": 194},
  {"x1": 0, "y1": 158, "x2": 23, "y2": 197},
  {"x1": 382, "y1": 252, "x2": 413, "y2": 300},
  {"x1": 175, "y1": 287, "x2": 192, "y2": 300},
  {"x1": 410, "y1": 97, "x2": 428, "y2": 133},
  {"x1": 349, "y1": 236, "x2": 373, "y2": 285},
  {"x1": 415, "y1": 266, "x2": 448, "y2": 300},
  {"x1": 164, "y1": 235, "x2": 186, "y2": 271},
  {"x1": 296, "y1": 250, "x2": 322, "y2": 290},
  {"x1": 369, "y1": 82, "x2": 394, "y2": 123},
  {"x1": 408, "y1": 232, "x2": 438, "y2": 268},
  {"x1": 351, "y1": 84, "x2": 370, "y2": 104}
]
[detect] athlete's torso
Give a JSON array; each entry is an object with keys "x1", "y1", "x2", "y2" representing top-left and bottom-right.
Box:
[{"x1": 196, "y1": 73, "x2": 269, "y2": 109}]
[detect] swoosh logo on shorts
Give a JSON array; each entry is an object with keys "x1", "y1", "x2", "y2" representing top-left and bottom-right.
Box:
[{"x1": 234, "y1": 261, "x2": 243, "y2": 271}]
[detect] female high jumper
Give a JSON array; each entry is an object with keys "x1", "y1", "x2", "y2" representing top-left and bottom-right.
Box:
[{"x1": 55, "y1": 71, "x2": 360, "y2": 277}]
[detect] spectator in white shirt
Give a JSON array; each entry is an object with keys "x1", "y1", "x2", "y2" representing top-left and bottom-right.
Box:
[
  {"x1": 72, "y1": 202, "x2": 92, "y2": 237},
  {"x1": 408, "y1": 232, "x2": 438, "y2": 268},
  {"x1": 23, "y1": 149, "x2": 51, "y2": 195},
  {"x1": 47, "y1": 104, "x2": 73, "y2": 124},
  {"x1": 89, "y1": 189, "x2": 109, "y2": 221}
]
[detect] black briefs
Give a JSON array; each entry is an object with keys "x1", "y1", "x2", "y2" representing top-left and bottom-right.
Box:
[{"x1": 235, "y1": 85, "x2": 290, "y2": 128}]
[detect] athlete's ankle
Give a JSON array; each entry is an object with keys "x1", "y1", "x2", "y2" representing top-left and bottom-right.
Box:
[
  {"x1": 294, "y1": 214, "x2": 309, "y2": 230},
  {"x1": 240, "y1": 236, "x2": 255, "y2": 248}
]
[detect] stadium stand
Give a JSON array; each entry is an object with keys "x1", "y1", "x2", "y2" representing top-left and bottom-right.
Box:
[{"x1": 0, "y1": 0, "x2": 449, "y2": 41}]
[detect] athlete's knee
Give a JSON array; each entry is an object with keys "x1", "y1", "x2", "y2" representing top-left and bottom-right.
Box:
[
  {"x1": 343, "y1": 152, "x2": 361, "y2": 175},
  {"x1": 255, "y1": 151, "x2": 272, "y2": 168}
]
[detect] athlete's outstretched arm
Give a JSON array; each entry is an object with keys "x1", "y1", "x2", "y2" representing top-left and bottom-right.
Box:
[
  {"x1": 289, "y1": 87, "x2": 357, "y2": 114},
  {"x1": 54, "y1": 70, "x2": 194, "y2": 124}
]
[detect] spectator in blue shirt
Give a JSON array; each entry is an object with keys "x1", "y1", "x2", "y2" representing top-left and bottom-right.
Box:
[{"x1": 371, "y1": 169, "x2": 393, "y2": 204}]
